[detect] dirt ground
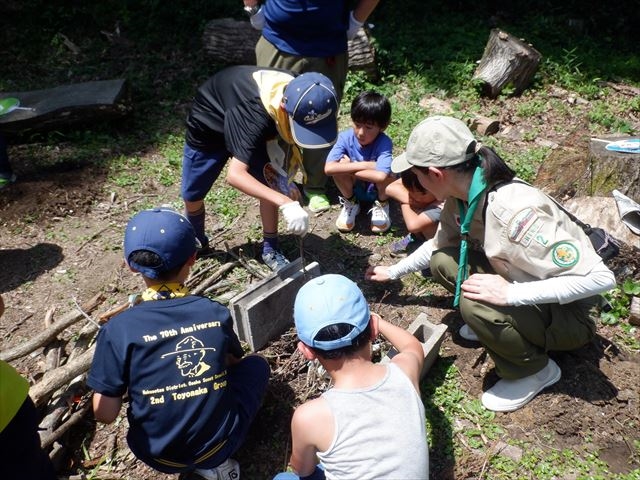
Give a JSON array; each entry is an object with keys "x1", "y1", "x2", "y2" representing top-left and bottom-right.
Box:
[{"x1": 1, "y1": 115, "x2": 640, "y2": 478}]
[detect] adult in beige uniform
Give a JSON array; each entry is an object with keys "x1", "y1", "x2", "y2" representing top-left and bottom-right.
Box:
[{"x1": 366, "y1": 116, "x2": 616, "y2": 412}]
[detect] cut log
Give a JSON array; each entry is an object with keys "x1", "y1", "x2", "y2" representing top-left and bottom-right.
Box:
[
  {"x1": 202, "y1": 18, "x2": 262, "y2": 65},
  {"x1": 347, "y1": 28, "x2": 378, "y2": 81},
  {"x1": 473, "y1": 29, "x2": 541, "y2": 98},
  {"x1": 29, "y1": 346, "x2": 95, "y2": 407},
  {"x1": 469, "y1": 116, "x2": 500, "y2": 136},
  {"x1": 589, "y1": 136, "x2": 640, "y2": 201},
  {"x1": 202, "y1": 19, "x2": 378, "y2": 80},
  {"x1": 537, "y1": 135, "x2": 640, "y2": 202},
  {"x1": 0, "y1": 79, "x2": 130, "y2": 138}
]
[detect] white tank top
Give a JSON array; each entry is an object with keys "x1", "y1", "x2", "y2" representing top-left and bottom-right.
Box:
[{"x1": 317, "y1": 363, "x2": 429, "y2": 479}]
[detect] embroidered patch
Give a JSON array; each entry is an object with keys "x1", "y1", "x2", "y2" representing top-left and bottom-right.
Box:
[
  {"x1": 508, "y1": 208, "x2": 539, "y2": 244},
  {"x1": 551, "y1": 241, "x2": 579, "y2": 267},
  {"x1": 520, "y1": 218, "x2": 543, "y2": 247}
]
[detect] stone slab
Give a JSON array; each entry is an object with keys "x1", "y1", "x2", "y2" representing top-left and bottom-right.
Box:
[
  {"x1": 380, "y1": 313, "x2": 448, "y2": 379},
  {"x1": 229, "y1": 258, "x2": 320, "y2": 351}
]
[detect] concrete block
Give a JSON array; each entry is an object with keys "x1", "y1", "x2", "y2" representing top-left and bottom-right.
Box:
[
  {"x1": 229, "y1": 258, "x2": 320, "y2": 351},
  {"x1": 380, "y1": 313, "x2": 448, "y2": 379}
]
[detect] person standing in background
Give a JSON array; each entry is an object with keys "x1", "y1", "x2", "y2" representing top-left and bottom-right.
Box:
[{"x1": 244, "y1": 0, "x2": 380, "y2": 213}]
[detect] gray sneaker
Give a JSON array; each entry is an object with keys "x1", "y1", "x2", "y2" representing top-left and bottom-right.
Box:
[
  {"x1": 215, "y1": 458, "x2": 240, "y2": 480},
  {"x1": 261, "y1": 250, "x2": 290, "y2": 271}
]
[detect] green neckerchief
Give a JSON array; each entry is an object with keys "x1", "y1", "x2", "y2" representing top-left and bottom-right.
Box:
[
  {"x1": 141, "y1": 282, "x2": 189, "y2": 301},
  {"x1": 453, "y1": 166, "x2": 487, "y2": 307}
]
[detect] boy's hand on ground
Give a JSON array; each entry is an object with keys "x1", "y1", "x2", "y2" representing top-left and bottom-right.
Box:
[
  {"x1": 365, "y1": 265, "x2": 391, "y2": 282},
  {"x1": 280, "y1": 201, "x2": 309, "y2": 235}
]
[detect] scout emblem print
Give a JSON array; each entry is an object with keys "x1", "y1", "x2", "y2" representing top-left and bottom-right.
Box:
[
  {"x1": 161, "y1": 336, "x2": 216, "y2": 378},
  {"x1": 551, "y1": 241, "x2": 579, "y2": 267}
]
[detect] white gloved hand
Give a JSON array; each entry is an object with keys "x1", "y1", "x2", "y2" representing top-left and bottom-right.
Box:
[
  {"x1": 250, "y1": 6, "x2": 265, "y2": 30},
  {"x1": 346, "y1": 10, "x2": 364, "y2": 40},
  {"x1": 279, "y1": 201, "x2": 309, "y2": 236}
]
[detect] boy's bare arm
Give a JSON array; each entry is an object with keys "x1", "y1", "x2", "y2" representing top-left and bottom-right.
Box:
[
  {"x1": 92, "y1": 392, "x2": 122, "y2": 424},
  {"x1": 376, "y1": 316, "x2": 424, "y2": 391},
  {"x1": 226, "y1": 157, "x2": 293, "y2": 207},
  {"x1": 289, "y1": 399, "x2": 333, "y2": 476},
  {"x1": 325, "y1": 157, "x2": 377, "y2": 176}
]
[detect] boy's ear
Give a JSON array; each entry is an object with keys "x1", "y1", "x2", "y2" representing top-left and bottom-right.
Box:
[
  {"x1": 297, "y1": 341, "x2": 317, "y2": 360},
  {"x1": 186, "y1": 252, "x2": 197, "y2": 267},
  {"x1": 369, "y1": 313, "x2": 380, "y2": 339}
]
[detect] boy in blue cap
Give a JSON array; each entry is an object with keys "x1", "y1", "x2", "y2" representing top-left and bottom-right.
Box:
[
  {"x1": 274, "y1": 274, "x2": 429, "y2": 480},
  {"x1": 88, "y1": 207, "x2": 270, "y2": 480},
  {"x1": 181, "y1": 66, "x2": 339, "y2": 271}
]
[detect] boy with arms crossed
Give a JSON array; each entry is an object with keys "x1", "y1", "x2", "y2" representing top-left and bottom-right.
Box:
[{"x1": 324, "y1": 91, "x2": 394, "y2": 233}]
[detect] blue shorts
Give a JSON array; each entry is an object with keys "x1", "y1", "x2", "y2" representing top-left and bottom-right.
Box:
[
  {"x1": 181, "y1": 144, "x2": 269, "y2": 202},
  {"x1": 194, "y1": 355, "x2": 270, "y2": 469}
]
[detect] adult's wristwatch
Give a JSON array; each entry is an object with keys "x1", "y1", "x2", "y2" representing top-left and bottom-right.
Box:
[{"x1": 244, "y1": 4, "x2": 260, "y2": 16}]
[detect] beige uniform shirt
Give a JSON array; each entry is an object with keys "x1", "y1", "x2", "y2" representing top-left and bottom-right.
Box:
[{"x1": 433, "y1": 181, "x2": 602, "y2": 283}]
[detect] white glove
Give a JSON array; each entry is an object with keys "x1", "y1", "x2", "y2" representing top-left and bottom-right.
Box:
[
  {"x1": 279, "y1": 201, "x2": 309, "y2": 236},
  {"x1": 250, "y1": 6, "x2": 265, "y2": 30},
  {"x1": 346, "y1": 10, "x2": 364, "y2": 40}
]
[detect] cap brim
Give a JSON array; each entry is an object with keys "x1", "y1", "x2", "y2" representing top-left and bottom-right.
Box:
[
  {"x1": 289, "y1": 116, "x2": 337, "y2": 150},
  {"x1": 391, "y1": 152, "x2": 413, "y2": 173}
]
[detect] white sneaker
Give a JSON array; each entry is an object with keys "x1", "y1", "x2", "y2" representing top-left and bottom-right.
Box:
[
  {"x1": 215, "y1": 458, "x2": 240, "y2": 480},
  {"x1": 459, "y1": 324, "x2": 479, "y2": 342},
  {"x1": 336, "y1": 196, "x2": 360, "y2": 232},
  {"x1": 481, "y1": 359, "x2": 561, "y2": 412},
  {"x1": 369, "y1": 200, "x2": 391, "y2": 233}
]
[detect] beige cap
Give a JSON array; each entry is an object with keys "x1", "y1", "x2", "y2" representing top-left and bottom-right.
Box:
[{"x1": 391, "y1": 116, "x2": 477, "y2": 173}]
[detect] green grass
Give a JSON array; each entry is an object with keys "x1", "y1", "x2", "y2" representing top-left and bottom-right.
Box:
[{"x1": 3, "y1": 1, "x2": 639, "y2": 478}]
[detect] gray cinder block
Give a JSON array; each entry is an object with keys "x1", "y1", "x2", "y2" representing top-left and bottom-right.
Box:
[
  {"x1": 380, "y1": 313, "x2": 448, "y2": 379},
  {"x1": 229, "y1": 258, "x2": 320, "y2": 351}
]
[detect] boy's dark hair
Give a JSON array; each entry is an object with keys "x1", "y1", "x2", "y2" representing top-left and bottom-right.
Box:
[
  {"x1": 128, "y1": 250, "x2": 185, "y2": 281},
  {"x1": 350, "y1": 91, "x2": 392, "y2": 129},
  {"x1": 401, "y1": 169, "x2": 427, "y2": 194},
  {"x1": 311, "y1": 322, "x2": 372, "y2": 360}
]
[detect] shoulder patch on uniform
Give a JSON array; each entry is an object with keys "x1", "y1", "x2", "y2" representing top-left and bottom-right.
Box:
[
  {"x1": 551, "y1": 241, "x2": 580, "y2": 267},
  {"x1": 508, "y1": 208, "x2": 541, "y2": 246}
]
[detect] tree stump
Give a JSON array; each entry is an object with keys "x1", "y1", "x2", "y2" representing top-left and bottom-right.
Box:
[
  {"x1": 534, "y1": 129, "x2": 591, "y2": 200},
  {"x1": 0, "y1": 79, "x2": 130, "y2": 138},
  {"x1": 202, "y1": 19, "x2": 378, "y2": 80},
  {"x1": 589, "y1": 136, "x2": 640, "y2": 201},
  {"x1": 473, "y1": 29, "x2": 541, "y2": 98}
]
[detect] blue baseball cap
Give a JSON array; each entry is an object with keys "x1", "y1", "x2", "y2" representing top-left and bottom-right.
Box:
[
  {"x1": 124, "y1": 207, "x2": 197, "y2": 279},
  {"x1": 294, "y1": 274, "x2": 371, "y2": 351},
  {"x1": 283, "y1": 72, "x2": 338, "y2": 150}
]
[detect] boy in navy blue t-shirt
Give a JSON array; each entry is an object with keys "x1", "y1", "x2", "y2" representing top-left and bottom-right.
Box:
[{"x1": 88, "y1": 207, "x2": 270, "y2": 480}]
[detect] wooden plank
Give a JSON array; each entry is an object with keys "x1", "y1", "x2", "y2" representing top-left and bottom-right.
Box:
[{"x1": 0, "y1": 79, "x2": 130, "y2": 136}]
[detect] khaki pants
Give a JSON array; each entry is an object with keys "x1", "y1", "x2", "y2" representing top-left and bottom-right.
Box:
[
  {"x1": 431, "y1": 247, "x2": 598, "y2": 379},
  {"x1": 255, "y1": 36, "x2": 348, "y2": 194}
]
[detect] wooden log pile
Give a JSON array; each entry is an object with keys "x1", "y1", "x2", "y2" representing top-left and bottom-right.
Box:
[
  {"x1": 202, "y1": 19, "x2": 378, "y2": 80},
  {"x1": 4, "y1": 251, "x2": 272, "y2": 471}
]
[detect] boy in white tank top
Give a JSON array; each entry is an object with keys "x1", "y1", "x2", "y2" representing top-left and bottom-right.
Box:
[{"x1": 274, "y1": 274, "x2": 429, "y2": 480}]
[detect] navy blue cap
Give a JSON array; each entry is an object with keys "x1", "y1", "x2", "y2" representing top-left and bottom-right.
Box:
[
  {"x1": 283, "y1": 72, "x2": 339, "y2": 149},
  {"x1": 124, "y1": 207, "x2": 197, "y2": 279}
]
